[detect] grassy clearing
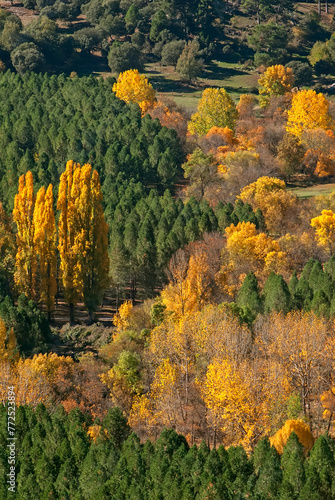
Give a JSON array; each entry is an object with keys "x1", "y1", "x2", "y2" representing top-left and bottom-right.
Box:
[
  {"x1": 288, "y1": 183, "x2": 335, "y2": 199},
  {"x1": 144, "y1": 60, "x2": 259, "y2": 112}
]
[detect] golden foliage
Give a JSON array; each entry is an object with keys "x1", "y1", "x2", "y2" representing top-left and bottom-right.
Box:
[
  {"x1": 236, "y1": 94, "x2": 256, "y2": 116},
  {"x1": 225, "y1": 221, "x2": 281, "y2": 272},
  {"x1": 13, "y1": 171, "x2": 37, "y2": 299},
  {"x1": 87, "y1": 424, "x2": 102, "y2": 442},
  {"x1": 200, "y1": 356, "x2": 289, "y2": 451},
  {"x1": 238, "y1": 176, "x2": 297, "y2": 234},
  {"x1": 270, "y1": 419, "x2": 314, "y2": 454},
  {"x1": 129, "y1": 358, "x2": 181, "y2": 431},
  {"x1": 0, "y1": 352, "x2": 74, "y2": 408},
  {"x1": 57, "y1": 161, "x2": 109, "y2": 316},
  {"x1": 256, "y1": 311, "x2": 333, "y2": 419},
  {"x1": 113, "y1": 300, "x2": 134, "y2": 333},
  {"x1": 13, "y1": 173, "x2": 57, "y2": 310},
  {"x1": 188, "y1": 87, "x2": 238, "y2": 136},
  {"x1": 33, "y1": 184, "x2": 57, "y2": 315},
  {"x1": 161, "y1": 249, "x2": 212, "y2": 318},
  {"x1": 113, "y1": 69, "x2": 156, "y2": 116},
  {"x1": 321, "y1": 386, "x2": 335, "y2": 427},
  {"x1": 311, "y1": 209, "x2": 335, "y2": 254},
  {"x1": 286, "y1": 89, "x2": 333, "y2": 139},
  {"x1": 258, "y1": 65, "x2": 293, "y2": 106},
  {"x1": 205, "y1": 126, "x2": 237, "y2": 148}
]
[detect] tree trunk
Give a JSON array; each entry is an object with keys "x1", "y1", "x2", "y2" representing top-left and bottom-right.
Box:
[
  {"x1": 69, "y1": 302, "x2": 75, "y2": 324},
  {"x1": 327, "y1": 412, "x2": 333, "y2": 434},
  {"x1": 318, "y1": 0, "x2": 321, "y2": 16},
  {"x1": 326, "y1": 0, "x2": 328, "y2": 14},
  {"x1": 88, "y1": 309, "x2": 95, "y2": 325}
]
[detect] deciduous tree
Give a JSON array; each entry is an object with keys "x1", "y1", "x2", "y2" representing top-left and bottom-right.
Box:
[
  {"x1": 311, "y1": 209, "x2": 335, "y2": 255},
  {"x1": 13, "y1": 171, "x2": 37, "y2": 300},
  {"x1": 113, "y1": 69, "x2": 156, "y2": 116},
  {"x1": 258, "y1": 65, "x2": 294, "y2": 107},
  {"x1": 270, "y1": 420, "x2": 314, "y2": 454},
  {"x1": 188, "y1": 88, "x2": 238, "y2": 136},
  {"x1": 286, "y1": 90, "x2": 333, "y2": 139},
  {"x1": 33, "y1": 185, "x2": 57, "y2": 320},
  {"x1": 57, "y1": 160, "x2": 109, "y2": 323}
]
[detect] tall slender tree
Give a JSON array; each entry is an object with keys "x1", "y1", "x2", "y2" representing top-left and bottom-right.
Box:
[
  {"x1": 13, "y1": 171, "x2": 37, "y2": 300},
  {"x1": 57, "y1": 160, "x2": 109, "y2": 323},
  {"x1": 33, "y1": 185, "x2": 57, "y2": 321}
]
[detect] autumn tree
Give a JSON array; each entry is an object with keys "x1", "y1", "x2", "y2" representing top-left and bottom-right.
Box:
[
  {"x1": 13, "y1": 171, "x2": 37, "y2": 300},
  {"x1": 238, "y1": 176, "x2": 297, "y2": 234},
  {"x1": 33, "y1": 185, "x2": 57, "y2": 320},
  {"x1": 258, "y1": 65, "x2": 294, "y2": 107},
  {"x1": 311, "y1": 210, "x2": 335, "y2": 255},
  {"x1": 224, "y1": 221, "x2": 282, "y2": 278},
  {"x1": 188, "y1": 88, "x2": 238, "y2": 137},
  {"x1": 286, "y1": 89, "x2": 333, "y2": 139},
  {"x1": 270, "y1": 420, "x2": 314, "y2": 454},
  {"x1": 112, "y1": 69, "x2": 156, "y2": 116},
  {"x1": 256, "y1": 311, "x2": 334, "y2": 421},
  {"x1": 57, "y1": 160, "x2": 109, "y2": 323},
  {"x1": 200, "y1": 355, "x2": 288, "y2": 451},
  {"x1": 218, "y1": 150, "x2": 265, "y2": 201},
  {"x1": 161, "y1": 249, "x2": 213, "y2": 318},
  {"x1": 277, "y1": 133, "x2": 305, "y2": 178}
]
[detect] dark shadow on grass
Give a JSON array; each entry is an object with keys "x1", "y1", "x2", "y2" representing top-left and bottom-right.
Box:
[
  {"x1": 204, "y1": 61, "x2": 246, "y2": 79},
  {"x1": 145, "y1": 74, "x2": 200, "y2": 93},
  {"x1": 70, "y1": 52, "x2": 110, "y2": 77}
]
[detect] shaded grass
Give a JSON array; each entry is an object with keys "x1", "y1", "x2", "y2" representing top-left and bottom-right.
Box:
[{"x1": 143, "y1": 60, "x2": 259, "y2": 112}]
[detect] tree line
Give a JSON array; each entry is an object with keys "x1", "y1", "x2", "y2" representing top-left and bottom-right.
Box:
[{"x1": 0, "y1": 403, "x2": 335, "y2": 500}]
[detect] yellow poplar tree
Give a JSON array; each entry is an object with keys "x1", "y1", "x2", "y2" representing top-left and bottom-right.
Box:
[
  {"x1": 200, "y1": 358, "x2": 256, "y2": 450},
  {"x1": 57, "y1": 161, "x2": 109, "y2": 323},
  {"x1": 13, "y1": 171, "x2": 37, "y2": 300},
  {"x1": 238, "y1": 176, "x2": 297, "y2": 234},
  {"x1": 112, "y1": 69, "x2": 156, "y2": 116},
  {"x1": 258, "y1": 65, "x2": 294, "y2": 106},
  {"x1": 33, "y1": 185, "x2": 57, "y2": 320},
  {"x1": 311, "y1": 209, "x2": 335, "y2": 255},
  {"x1": 286, "y1": 89, "x2": 333, "y2": 139},
  {"x1": 188, "y1": 87, "x2": 239, "y2": 136}
]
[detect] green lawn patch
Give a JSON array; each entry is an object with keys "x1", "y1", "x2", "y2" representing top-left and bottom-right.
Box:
[{"x1": 288, "y1": 183, "x2": 335, "y2": 199}]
